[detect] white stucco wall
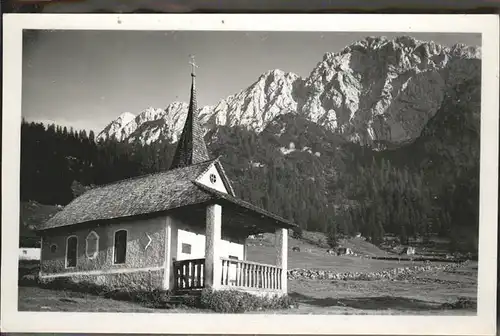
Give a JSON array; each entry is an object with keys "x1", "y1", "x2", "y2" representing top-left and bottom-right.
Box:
[
  {"x1": 221, "y1": 240, "x2": 244, "y2": 260},
  {"x1": 196, "y1": 164, "x2": 228, "y2": 194},
  {"x1": 166, "y1": 212, "x2": 245, "y2": 290},
  {"x1": 176, "y1": 228, "x2": 244, "y2": 261},
  {"x1": 177, "y1": 229, "x2": 205, "y2": 260}
]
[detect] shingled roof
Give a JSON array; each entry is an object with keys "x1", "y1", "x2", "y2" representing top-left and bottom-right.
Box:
[
  {"x1": 37, "y1": 158, "x2": 296, "y2": 231},
  {"x1": 38, "y1": 159, "x2": 216, "y2": 231},
  {"x1": 194, "y1": 182, "x2": 297, "y2": 229}
]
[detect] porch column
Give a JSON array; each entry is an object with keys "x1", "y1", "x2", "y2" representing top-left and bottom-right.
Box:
[
  {"x1": 166, "y1": 216, "x2": 179, "y2": 290},
  {"x1": 163, "y1": 217, "x2": 171, "y2": 290},
  {"x1": 205, "y1": 204, "x2": 222, "y2": 289},
  {"x1": 275, "y1": 228, "x2": 288, "y2": 294}
]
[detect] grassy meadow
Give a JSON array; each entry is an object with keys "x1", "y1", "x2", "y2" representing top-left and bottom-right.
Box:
[{"x1": 18, "y1": 233, "x2": 477, "y2": 315}]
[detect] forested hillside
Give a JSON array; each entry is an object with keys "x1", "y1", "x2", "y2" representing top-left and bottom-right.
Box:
[
  {"x1": 20, "y1": 36, "x2": 481, "y2": 253},
  {"x1": 20, "y1": 68, "x2": 480, "y2": 254}
]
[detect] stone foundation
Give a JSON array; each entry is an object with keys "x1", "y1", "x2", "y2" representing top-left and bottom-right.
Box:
[{"x1": 40, "y1": 269, "x2": 165, "y2": 291}]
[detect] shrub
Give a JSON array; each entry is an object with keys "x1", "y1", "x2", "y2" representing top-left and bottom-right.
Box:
[
  {"x1": 131, "y1": 288, "x2": 173, "y2": 308},
  {"x1": 267, "y1": 293, "x2": 297, "y2": 309},
  {"x1": 19, "y1": 274, "x2": 39, "y2": 287},
  {"x1": 177, "y1": 294, "x2": 200, "y2": 308},
  {"x1": 199, "y1": 289, "x2": 248, "y2": 313},
  {"x1": 34, "y1": 278, "x2": 297, "y2": 312},
  {"x1": 199, "y1": 289, "x2": 297, "y2": 313},
  {"x1": 18, "y1": 261, "x2": 40, "y2": 278}
]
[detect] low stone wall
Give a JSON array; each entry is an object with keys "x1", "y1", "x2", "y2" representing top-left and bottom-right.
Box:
[
  {"x1": 287, "y1": 261, "x2": 469, "y2": 281},
  {"x1": 369, "y1": 256, "x2": 469, "y2": 263}
]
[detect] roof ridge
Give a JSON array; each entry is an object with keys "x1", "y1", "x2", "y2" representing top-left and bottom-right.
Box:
[
  {"x1": 94, "y1": 158, "x2": 218, "y2": 189},
  {"x1": 193, "y1": 156, "x2": 221, "y2": 181},
  {"x1": 192, "y1": 156, "x2": 236, "y2": 196},
  {"x1": 194, "y1": 181, "x2": 253, "y2": 208},
  {"x1": 192, "y1": 181, "x2": 297, "y2": 228},
  {"x1": 213, "y1": 158, "x2": 236, "y2": 196}
]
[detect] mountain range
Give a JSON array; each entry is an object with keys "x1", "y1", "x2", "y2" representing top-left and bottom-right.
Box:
[
  {"x1": 20, "y1": 35, "x2": 481, "y2": 250},
  {"x1": 97, "y1": 36, "x2": 481, "y2": 149}
]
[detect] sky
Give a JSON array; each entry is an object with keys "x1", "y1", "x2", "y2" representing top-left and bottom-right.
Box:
[{"x1": 22, "y1": 30, "x2": 481, "y2": 133}]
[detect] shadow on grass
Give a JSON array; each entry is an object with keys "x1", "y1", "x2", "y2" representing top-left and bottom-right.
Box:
[{"x1": 289, "y1": 292, "x2": 446, "y2": 311}]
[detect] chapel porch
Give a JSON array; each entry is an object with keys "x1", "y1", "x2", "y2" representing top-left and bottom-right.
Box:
[
  {"x1": 166, "y1": 183, "x2": 296, "y2": 296},
  {"x1": 173, "y1": 257, "x2": 285, "y2": 296}
]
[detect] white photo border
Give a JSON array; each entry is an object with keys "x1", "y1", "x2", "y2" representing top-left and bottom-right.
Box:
[{"x1": 2, "y1": 13, "x2": 498, "y2": 335}]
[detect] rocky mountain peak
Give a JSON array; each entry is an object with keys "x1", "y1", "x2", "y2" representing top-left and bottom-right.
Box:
[
  {"x1": 98, "y1": 35, "x2": 480, "y2": 148},
  {"x1": 449, "y1": 43, "x2": 481, "y2": 59},
  {"x1": 198, "y1": 68, "x2": 302, "y2": 133},
  {"x1": 301, "y1": 35, "x2": 481, "y2": 146},
  {"x1": 117, "y1": 112, "x2": 136, "y2": 124},
  {"x1": 97, "y1": 112, "x2": 136, "y2": 141},
  {"x1": 258, "y1": 69, "x2": 301, "y2": 82}
]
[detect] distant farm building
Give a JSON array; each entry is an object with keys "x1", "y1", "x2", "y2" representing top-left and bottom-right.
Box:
[
  {"x1": 19, "y1": 248, "x2": 41, "y2": 261},
  {"x1": 401, "y1": 247, "x2": 416, "y2": 255},
  {"x1": 337, "y1": 247, "x2": 354, "y2": 255}
]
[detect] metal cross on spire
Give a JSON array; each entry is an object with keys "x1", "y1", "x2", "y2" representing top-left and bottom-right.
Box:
[{"x1": 189, "y1": 55, "x2": 198, "y2": 76}]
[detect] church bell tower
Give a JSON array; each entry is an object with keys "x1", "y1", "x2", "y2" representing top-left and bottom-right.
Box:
[{"x1": 169, "y1": 56, "x2": 210, "y2": 170}]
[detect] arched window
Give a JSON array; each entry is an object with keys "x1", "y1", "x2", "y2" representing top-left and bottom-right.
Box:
[
  {"x1": 85, "y1": 231, "x2": 99, "y2": 259},
  {"x1": 65, "y1": 236, "x2": 78, "y2": 268},
  {"x1": 113, "y1": 230, "x2": 127, "y2": 264}
]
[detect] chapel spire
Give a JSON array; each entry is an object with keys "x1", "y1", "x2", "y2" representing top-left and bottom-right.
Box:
[{"x1": 169, "y1": 55, "x2": 210, "y2": 170}]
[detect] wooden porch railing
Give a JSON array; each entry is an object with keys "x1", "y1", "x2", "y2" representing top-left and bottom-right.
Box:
[
  {"x1": 173, "y1": 258, "x2": 205, "y2": 290},
  {"x1": 173, "y1": 258, "x2": 283, "y2": 291},
  {"x1": 221, "y1": 258, "x2": 283, "y2": 290}
]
